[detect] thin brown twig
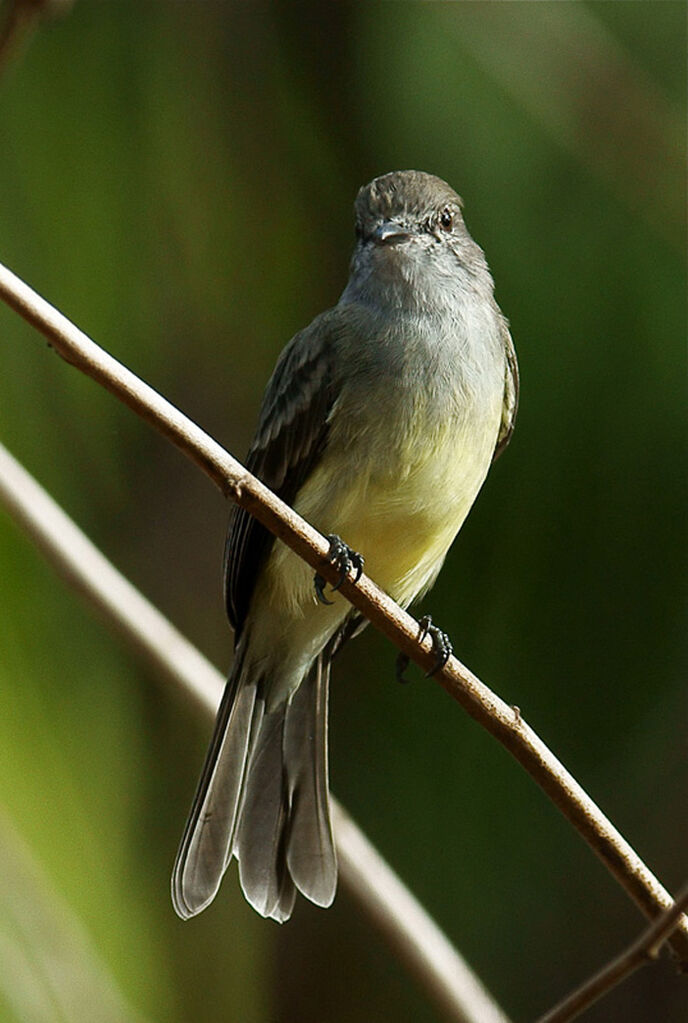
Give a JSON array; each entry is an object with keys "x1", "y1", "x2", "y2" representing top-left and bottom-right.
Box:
[
  {"x1": 1, "y1": 259, "x2": 687, "y2": 965},
  {"x1": 0, "y1": 440, "x2": 511, "y2": 1023},
  {"x1": 537, "y1": 885, "x2": 688, "y2": 1023}
]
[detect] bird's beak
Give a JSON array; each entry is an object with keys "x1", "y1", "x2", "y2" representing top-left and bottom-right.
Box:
[{"x1": 372, "y1": 220, "x2": 409, "y2": 245}]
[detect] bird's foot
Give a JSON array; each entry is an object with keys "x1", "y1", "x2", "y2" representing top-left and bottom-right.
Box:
[
  {"x1": 395, "y1": 614, "x2": 453, "y2": 683},
  {"x1": 314, "y1": 534, "x2": 365, "y2": 606}
]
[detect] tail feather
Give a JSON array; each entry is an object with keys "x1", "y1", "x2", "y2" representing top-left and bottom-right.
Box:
[
  {"x1": 172, "y1": 648, "x2": 337, "y2": 923},
  {"x1": 235, "y1": 703, "x2": 293, "y2": 919},
  {"x1": 171, "y1": 654, "x2": 256, "y2": 920},
  {"x1": 284, "y1": 654, "x2": 336, "y2": 907},
  {"x1": 223, "y1": 694, "x2": 265, "y2": 873}
]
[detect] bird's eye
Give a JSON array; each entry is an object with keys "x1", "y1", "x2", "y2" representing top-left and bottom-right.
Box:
[{"x1": 439, "y1": 208, "x2": 454, "y2": 232}]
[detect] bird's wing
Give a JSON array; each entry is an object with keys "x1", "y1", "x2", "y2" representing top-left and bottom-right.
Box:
[
  {"x1": 493, "y1": 319, "x2": 519, "y2": 460},
  {"x1": 224, "y1": 310, "x2": 339, "y2": 635}
]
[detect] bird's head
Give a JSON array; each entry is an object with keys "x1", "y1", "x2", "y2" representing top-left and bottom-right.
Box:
[{"x1": 344, "y1": 170, "x2": 490, "y2": 310}]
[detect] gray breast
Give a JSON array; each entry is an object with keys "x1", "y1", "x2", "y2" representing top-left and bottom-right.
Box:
[{"x1": 332, "y1": 297, "x2": 505, "y2": 451}]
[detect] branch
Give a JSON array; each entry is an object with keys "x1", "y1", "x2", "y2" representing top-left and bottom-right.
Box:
[
  {"x1": 537, "y1": 885, "x2": 688, "y2": 1023},
  {"x1": 1, "y1": 259, "x2": 686, "y2": 965},
  {"x1": 0, "y1": 440, "x2": 511, "y2": 1023}
]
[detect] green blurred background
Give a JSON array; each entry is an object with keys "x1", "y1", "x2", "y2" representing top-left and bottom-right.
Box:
[{"x1": 0, "y1": 2, "x2": 685, "y2": 1021}]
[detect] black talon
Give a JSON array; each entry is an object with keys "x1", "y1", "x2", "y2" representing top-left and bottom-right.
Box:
[
  {"x1": 314, "y1": 573, "x2": 333, "y2": 605},
  {"x1": 396, "y1": 652, "x2": 411, "y2": 684},
  {"x1": 418, "y1": 614, "x2": 453, "y2": 677},
  {"x1": 314, "y1": 534, "x2": 364, "y2": 604},
  {"x1": 396, "y1": 615, "x2": 452, "y2": 683}
]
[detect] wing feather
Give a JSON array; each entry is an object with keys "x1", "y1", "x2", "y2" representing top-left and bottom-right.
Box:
[
  {"x1": 224, "y1": 310, "x2": 339, "y2": 634},
  {"x1": 493, "y1": 319, "x2": 519, "y2": 460}
]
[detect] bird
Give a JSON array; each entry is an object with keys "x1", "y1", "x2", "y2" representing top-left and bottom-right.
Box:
[{"x1": 172, "y1": 170, "x2": 518, "y2": 923}]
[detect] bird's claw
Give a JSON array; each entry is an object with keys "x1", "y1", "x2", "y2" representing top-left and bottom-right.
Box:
[
  {"x1": 314, "y1": 534, "x2": 364, "y2": 606},
  {"x1": 395, "y1": 652, "x2": 411, "y2": 684},
  {"x1": 419, "y1": 615, "x2": 453, "y2": 676},
  {"x1": 396, "y1": 614, "x2": 453, "y2": 683},
  {"x1": 314, "y1": 572, "x2": 333, "y2": 605}
]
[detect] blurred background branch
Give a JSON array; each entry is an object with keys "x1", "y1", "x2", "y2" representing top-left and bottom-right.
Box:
[
  {"x1": 0, "y1": 0, "x2": 73, "y2": 78},
  {"x1": 0, "y1": 806, "x2": 146, "y2": 1023}
]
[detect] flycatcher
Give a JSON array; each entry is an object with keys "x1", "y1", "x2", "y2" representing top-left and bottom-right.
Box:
[{"x1": 172, "y1": 170, "x2": 518, "y2": 922}]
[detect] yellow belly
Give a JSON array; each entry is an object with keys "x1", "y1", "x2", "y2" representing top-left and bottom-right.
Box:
[
  {"x1": 243, "y1": 398, "x2": 501, "y2": 702},
  {"x1": 264, "y1": 400, "x2": 499, "y2": 610}
]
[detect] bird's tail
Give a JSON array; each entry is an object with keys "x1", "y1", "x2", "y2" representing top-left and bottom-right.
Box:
[{"x1": 171, "y1": 642, "x2": 337, "y2": 923}]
